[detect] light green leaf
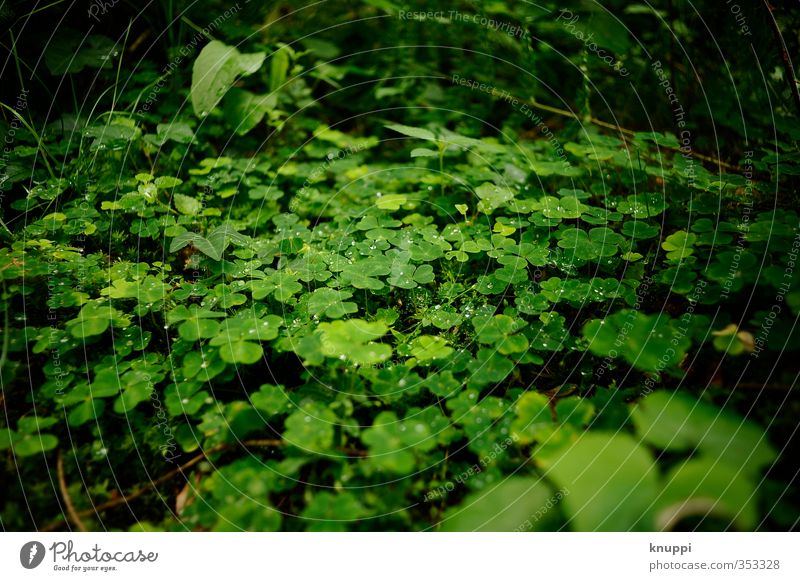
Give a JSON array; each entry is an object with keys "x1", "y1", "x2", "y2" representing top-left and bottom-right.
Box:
[
  {"x1": 631, "y1": 391, "x2": 776, "y2": 475},
  {"x1": 317, "y1": 319, "x2": 391, "y2": 366},
  {"x1": 409, "y1": 335, "x2": 453, "y2": 361},
  {"x1": 441, "y1": 478, "x2": 561, "y2": 531},
  {"x1": 14, "y1": 434, "x2": 59, "y2": 457},
  {"x1": 655, "y1": 458, "x2": 758, "y2": 530},
  {"x1": 411, "y1": 147, "x2": 439, "y2": 158},
  {"x1": 269, "y1": 46, "x2": 291, "y2": 92},
  {"x1": 174, "y1": 193, "x2": 202, "y2": 216},
  {"x1": 386, "y1": 124, "x2": 437, "y2": 142},
  {"x1": 223, "y1": 88, "x2": 277, "y2": 135},
  {"x1": 540, "y1": 432, "x2": 659, "y2": 531},
  {"x1": 218, "y1": 340, "x2": 264, "y2": 364},
  {"x1": 191, "y1": 40, "x2": 266, "y2": 117},
  {"x1": 475, "y1": 183, "x2": 514, "y2": 213}
]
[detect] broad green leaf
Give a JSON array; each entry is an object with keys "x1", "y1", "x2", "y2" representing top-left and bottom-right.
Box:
[
  {"x1": 583, "y1": 311, "x2": 691, "y2": 373},
  {"x1": 223, "y1": 88, "x2": 277, "y2": 135},
  {"x1": 14, "y1": 434, "x2": 59, "y2": 457},
  {"x1": 284, "y1": 401, "x2": 337, "y2": 454},
  {"x1": 301, "y1": 492, "x2": 368, "y2": 532},
  {"x1": 269, "y1": 46, "x2": 291, "y2": 92},
  {"x1": 411, "y1": 147, "x2": 438, "y2": 158},
  {"x1": 654, "y1": 458, "x2": 758, "y2": 530},
  {"x1": 173, "y1": 193, "x2": 203, "y2": 216},
  {"x1": 66, "y1": 303, "x2": 130, "y2": 338},
  {"x1": 45, "y1": 31, "x2": 116, "y2": 75},
  {"x1": 317, "y1": 319, "x2": 391, "y2": 366},
  {"x1": 475, "y1": 183, "x2": 514, "y2": 213},
  {"x1": 540, "y1": 432, "x2": 659, "y2": 531},
  {"x1": 375, "y1": 193, "x2": 407, "y2": 210},
  {"x1": 662, "y1": 230, "x2": 697, "y2": 261},
  {"x1": 306, "y1": 288, "x2": 357, "y2": 319},
  {"x1": 409, "y1": 335, "x2": 453, "y2": 361},
  {"x1": 169, "y1": 232, "x2": 221, "y2": 261},
  {"x1": 441, "y1": 478, "x2": 562, "y2": 531},
  {"x1": 218, "y1": 340, "x2": 264, "y2": 364},
  {"x1": 386, "y1": 124, "x2": 437, "y2": 142},
  {"x1": 191, "y1": 40, "x2": 266, "y2": 117},
  {"x1": 155, "y1": 122, "x2": 195, "y2": 145},
  {"x1": 631, "y1": 391, "x2": 776, "y2": 475}
]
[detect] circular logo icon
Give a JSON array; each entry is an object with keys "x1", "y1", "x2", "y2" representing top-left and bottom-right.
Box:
[{"x1": 20, "y1": 541, "x2": 46, "y2": 569}]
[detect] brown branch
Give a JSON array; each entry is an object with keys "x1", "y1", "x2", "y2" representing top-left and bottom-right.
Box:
[
  {"x1": 522, "y1": 97, "x2": 744, "y2": 173},
  {"x1": 734, "y1": 382, "x2": 795, "y2": 390},
  {"x1": 765, "y1": 1, "x2": 800, "y2": 118},
  {"x1": 56, "y1": 450, "x2": 88, "y2": 532},
  {"x1": 41, "y1": 439, "x2": 283, "y2": 531}
]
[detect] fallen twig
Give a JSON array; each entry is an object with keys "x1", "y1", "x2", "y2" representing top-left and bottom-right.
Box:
[
  {"x1": 41, "y1": 439, "x2": 282, "y2": 531},
  {"x1": 57, "y1": 450, "x2": 88, "y2": 532}
]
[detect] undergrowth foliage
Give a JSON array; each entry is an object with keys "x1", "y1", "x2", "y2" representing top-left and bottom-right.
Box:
[{"x1": 1, "y1": 0, "x2": 799, "y2": 531}]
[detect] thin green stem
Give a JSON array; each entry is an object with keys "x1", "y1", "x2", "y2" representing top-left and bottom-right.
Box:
[
  {"x1": 0, "y1": 281, "x2": 10, "y2": 373},
  {"x1": 438, "y1": 144, "x2": 446, "y2": 196},
  {"x1": 0, "y1": 102, "x2": 57, "y2": 181}
]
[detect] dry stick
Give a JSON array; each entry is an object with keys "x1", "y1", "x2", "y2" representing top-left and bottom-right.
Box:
[
  {"x1": 734, "y1": 382, "x2": 795, "y2": 390},
  {"x1": 517, "y1": 96, "x2": 744, "y2": 174},
  {"x1": 765, "y1": 1, "x2": 800, "y2": 119},
  {"x1": 56, "y1": 450, "x2": 88, "y2": 532},
  {"x1": 41, "y1": 439, "x2": 282, "y2": 531}
]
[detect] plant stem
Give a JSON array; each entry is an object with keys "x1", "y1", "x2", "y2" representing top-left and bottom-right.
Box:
[
  {"x1": 764, "y1": 2, "x2": 800, "y2": 118},
  {"x1": 438, "y1": 144, "x2": 446, "y2": 196}
]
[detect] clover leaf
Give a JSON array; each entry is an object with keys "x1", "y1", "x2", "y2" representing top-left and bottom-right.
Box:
[
  {"x1": 284, "y1": 401, "x2": 337, "y2": 454},
  {"x1": 306, "y1": 288, "x2": 358, "y2": 319},
  {"x1": 317, "y1": 319, "x2": 391, "y2": 366},
  {"x1": 582, "y1": 311, "x2": 691, "y2": 372},
  {"x1": 557, "y1": 227, "x2": 624, "y2": 260},
  {"x1": 661, "y1": 230, "x2": 696, "y2": 261},
  {"x1": 475, "y1": 183, "x2": 514, "y2": 213},
  {"x1": 65, "y1": 302, "x2": 130, "y2": 338},
  {"x1": 409, "y1": 335, "x2": 453, "y2": 361}
]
